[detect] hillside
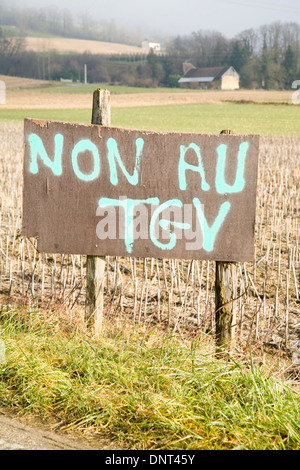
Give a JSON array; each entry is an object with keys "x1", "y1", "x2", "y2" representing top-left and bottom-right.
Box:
[
  {"x1": 0, "y1": 75, "x2": 53, "y2": 89},
  {"x1": 24, "y1": 37, "x2": 145, "y2": 56}
]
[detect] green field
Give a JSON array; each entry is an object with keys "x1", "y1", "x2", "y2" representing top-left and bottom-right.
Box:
[
  {"x1": 1, "y1": 102, "x2": 299, "y2": 136},
  {"x1": 35, "y1": 84, "x2": 189, "y2": 95}
]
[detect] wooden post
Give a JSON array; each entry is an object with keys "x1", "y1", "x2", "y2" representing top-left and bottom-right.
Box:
[
  {"x1": 215, "y1": 130, "x2": 237, "y2": 354},
  {"x1": 215, "y1": 261, "x2": 237, "y2": 351},
  {"x1": 85, "y1": 89, "x2": 111, "y2": 335}
]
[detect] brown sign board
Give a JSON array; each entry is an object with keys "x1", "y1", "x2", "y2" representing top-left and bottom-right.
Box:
[{"x1": 22, "y1": 118, "x2": 259, "y2": 262}]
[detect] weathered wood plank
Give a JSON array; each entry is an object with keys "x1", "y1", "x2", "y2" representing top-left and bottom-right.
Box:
[
  {"x1": 215, "y1": 261, "x2": 237, "y2": 352},
  {"x1": 85, "y1": 89, "x2": 110, "y2": 335},
  {"x1": 22, "y1": 121, "x2": 259, "y2": 262}
]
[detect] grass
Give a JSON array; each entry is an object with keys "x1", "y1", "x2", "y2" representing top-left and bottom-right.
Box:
[
  {"x1": 113, "y1": 102, "x2": 300, "y2": 135},
  {"x1": 10, "y1": 83, "x2": 193, "y2": 96},
  {"x1": 1, "y1": 102, "x2": 299, "y2": 136},
  {"x1": 35, "y1": 84, "x2": 188, "y2": 95},
  {"x1": 0, "y1": 109, "x2": 92, "y2": 124},
  {"x1": 0, "y1": 307, "x2": 299, "y2": 450}
]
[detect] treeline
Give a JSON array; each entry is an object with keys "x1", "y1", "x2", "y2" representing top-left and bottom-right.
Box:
[
  {"x1": 1, "y1": 25, "x2": 299, "y2": 90},
  {"x1": 0, "y1": 0, "x2": 143, "y2": 45},
  {"x1": 167, "y1": 22, "x2": 300, "y2": 89},
  {"x1": 1, "y1": 0, "x2": 300, "y2": 90},
  {"x1": 0, "y1": 33, "x2": 179, "y2": 88}
]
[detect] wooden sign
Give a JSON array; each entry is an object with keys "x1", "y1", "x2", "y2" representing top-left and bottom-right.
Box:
[{"x1": 22, "y1": 118, "x2": 259, "y2": 262}]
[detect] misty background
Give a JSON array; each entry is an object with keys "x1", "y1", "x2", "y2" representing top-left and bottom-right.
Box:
[
  {"x1": 0, "y1": 0, "x2": 300, "y2": 89},
  {"x1": 3, "y1": 0, "x2": 299, "y2": 38}
]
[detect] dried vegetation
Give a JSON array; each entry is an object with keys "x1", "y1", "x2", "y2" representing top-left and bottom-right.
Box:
[{"x1": 0, "y1": 122, "x2": 299, "y2": 368}]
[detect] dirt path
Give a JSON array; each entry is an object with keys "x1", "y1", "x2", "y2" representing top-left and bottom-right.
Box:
[{"x1": 0, "y1": 411, "x2": 121, "y2": 450}]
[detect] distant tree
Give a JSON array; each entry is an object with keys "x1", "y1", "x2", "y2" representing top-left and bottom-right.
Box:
[
  {"x1": 260, "y1": 46, "x2": 285, "y2": 90},
  {"x1": 238, "y1": 56, "x2": 259, "y2": 88},
  {"x1": 237, "y1": 28, "x2": 259, "y2": 55},
  {"x1": 168, "y1": 74, "x2": 181, "y2": 88},
  {"x1": 61, "y1": 9, "x2": 73, "y2": 37},
  {"x1": 229, "y1": 39, "x2": 252, "y2": 72},
  {"x1": 146, "y1": 51, "x2": 165, "y2": 86},
  {"x1": 282, "y1": 45, "x2": 298, "y2": 88},
  {"x1": 0, "y1": 27, "x2": 24, "y2": 58},
  {"x1": 167, "y1": 35, "x2": 190, "y2": 56}
]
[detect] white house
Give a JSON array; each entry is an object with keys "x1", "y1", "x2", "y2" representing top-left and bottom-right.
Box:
[{"x1": 142, "y1": 39, "x2": 161, "y2": 53}]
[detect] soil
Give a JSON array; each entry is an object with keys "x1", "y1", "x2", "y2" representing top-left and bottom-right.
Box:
[
  {"x1": 0, "y1": 409, "x2": 123, "y2": 450},
  {"x1": 0, "y1": 75, "x2": 53, "y2": 90},
  {"x1": 1, "y1": 84, "x2": 294, "y2": 110}
]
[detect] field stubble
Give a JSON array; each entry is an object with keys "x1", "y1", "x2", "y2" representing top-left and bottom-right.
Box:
[
  {"x1": 0, "y1": 123, "x2": 299, "y2": 370},
  {"x1": 1, "y1": 87, "x2": 294, "y2": 109}
]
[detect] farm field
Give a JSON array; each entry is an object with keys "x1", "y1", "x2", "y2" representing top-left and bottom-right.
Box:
[
  {"x1": 0, "y1": 80, "x2": 300, "y2": 449},
  {"x1": 2, "y1": 82, "x2": 294, "y2": 109},
  {"x1": 24, "y1": 36, "x2": 144, "y2": 55},
  {"x1": 0, "y1": 78, "x2": 299, "y2": 135},
  {"x1": 1, "y1": 102, "x2": 299, "y2": 136},
  {"x1": 0, "y1": 75, "x2": 54, "y2": 90}
]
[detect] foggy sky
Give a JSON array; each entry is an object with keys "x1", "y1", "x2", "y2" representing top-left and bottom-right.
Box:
[{"x1": 4, "y1": 0, "x2": 300, "y2": 38}]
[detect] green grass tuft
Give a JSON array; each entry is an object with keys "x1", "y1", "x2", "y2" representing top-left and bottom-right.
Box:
[{"x1": 0, "y1": 307, "x2": 299, "y2": 450}]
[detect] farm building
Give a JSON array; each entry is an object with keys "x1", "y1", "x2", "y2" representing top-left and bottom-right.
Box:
[
  {"x1": 142, "y1": 39, "x2": 161, "y2": 53},
  {"x1": 178, "y1": 65, "x2": 240, "y2": 90}
]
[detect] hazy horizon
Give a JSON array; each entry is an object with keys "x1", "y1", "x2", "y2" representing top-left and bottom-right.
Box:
[{"x1": 2, "y1": 0, "x2": 299, "y2": 39}]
